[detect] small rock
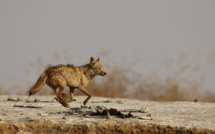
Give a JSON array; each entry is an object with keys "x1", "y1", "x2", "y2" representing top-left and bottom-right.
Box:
[
  {"x1": 136, "y1": 114, "x2": 153, "y2": 120},
  {"x1": 8, "y1": 97, "x2": 22, "y2": 101},
  {"x1": 102, "y1": 100, "x2": 112, "y2": 103},
  {"x1": 72, "y1": 112, "x2": 79, "y2": 115},
  {"x1": 13, "y1": 104, "x2": 25, "y2": 108},
  {"x1": 24, "y1": 117, "x2": 34, "y2": 122},
  {"x1": 82, "y1": 114, "x2": 89, "y2": 117},
  {"x1": 57, "y1": 111, "x2": 62, "y2": 114},
  {"x1": 81, "y1": 105, "x2": 88, "y2": 108},
  {"x1": 26, "y1": 100, "x2": 32, "y2": 103},
  {"x1": 96, "y1": 105, "x2": 105, "y2": 110},
  {"x1": 37, "y1": 113, "x2": 48, "y2": 116},
  {"x1": 106, "y1": 111, "x2": 111, "y2": 119},
  {"x1": 115, "y1": 100, "x2": 124, "y2": 104},
  {"x1": 1, "y1": 113, "x2": 7, "y2": 117},
  {"x1": 147, "y1": 114, "x2": 152, "y2": 117},
  {"x1": 62, "y1": 117, "x2": 72, "y2": 121},
  {"x1": 91, "y1": 101, "x2": 100, "y2": 103},
  {"x1": 26, "y1": 103, "x2": 45, "y2": 108},
  {"x1": 62, "y1": 116, "x2": 67, "y2": 120},
  {"x1": 140, "y1": 108, "x2": 149, "y2": 113},
  {"x1": 34, "y1": 99, "x2": 41, "y2": 102},
  {"x1": 90, "y1": 107, "x2": 97, "y2": 113}
]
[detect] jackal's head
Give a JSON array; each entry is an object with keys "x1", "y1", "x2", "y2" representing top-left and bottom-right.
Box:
[{"x1": 90, "y1": 57, "x2": 107, "y2": 76}]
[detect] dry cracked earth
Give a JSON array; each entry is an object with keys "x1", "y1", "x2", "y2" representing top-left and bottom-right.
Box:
[{"x1": 0, "y1": 95, "x2": 214, "y2": 134}]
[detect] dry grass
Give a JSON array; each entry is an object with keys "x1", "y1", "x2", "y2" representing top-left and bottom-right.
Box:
[
  {"x1": 1, "y1": 54, "x2": 214, "y2": 102},
  {"x1": 76, "y1": 61, "x2": 214, "y2": 102}
]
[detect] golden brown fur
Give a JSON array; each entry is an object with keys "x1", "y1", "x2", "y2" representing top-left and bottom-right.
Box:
[{"x1": 29, "y1": 57, "x2": 106, "y2": 108}]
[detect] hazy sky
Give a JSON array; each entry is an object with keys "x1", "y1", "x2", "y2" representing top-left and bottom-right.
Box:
[{"x1": 0, "y1": 1, "x2": 215, "y2": 93}]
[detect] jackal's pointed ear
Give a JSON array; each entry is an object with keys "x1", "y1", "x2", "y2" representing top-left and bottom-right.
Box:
[
  {"x1": 90, "y1": 57, "x2": 95, "y2": 63},
  {"x1": 90, "y1": 57, "x2": 96, "y2": 66},
  {"x1": 96, "y1": 58, "x2": 100, "y2": 62}
]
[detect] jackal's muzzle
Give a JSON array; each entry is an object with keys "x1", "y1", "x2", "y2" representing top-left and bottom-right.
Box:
[{"x1": 100, "y1": 72, "x2": 107, "y2": 76}]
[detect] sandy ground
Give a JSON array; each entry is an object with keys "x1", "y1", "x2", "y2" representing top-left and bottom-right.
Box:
[{"x1": 0, "y1": 95, "x2": 214, "y2": 133}]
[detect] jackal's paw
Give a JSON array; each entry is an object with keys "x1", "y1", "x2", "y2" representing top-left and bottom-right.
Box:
[
  {"x1": 55, "y1": 97, "x2": 70, "y2": 108},
  {"x1": 68, "y1": 99, "x2": 76, "y2": 103},
  {"x1": 60, "y1": 101, "x2": 70, "y2": 108},
  {"x1": 62, "y1": 103, "x2": 70, "y2": 108},
  {"x1": 83, "y1": 100, "x2": 87, "y2": 105}
]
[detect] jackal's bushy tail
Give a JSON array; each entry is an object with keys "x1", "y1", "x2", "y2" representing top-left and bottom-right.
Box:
[{"x1": 29, "y1": 73, "x2": 48, "y2": 97}]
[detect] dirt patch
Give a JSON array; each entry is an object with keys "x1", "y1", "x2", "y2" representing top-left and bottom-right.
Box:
[
  {"x1": 0, "y1": 120, "x2": 213, "y2": 134},
  {"x1": 0, "y1": 95, "x2": 214, "y2": 133}
]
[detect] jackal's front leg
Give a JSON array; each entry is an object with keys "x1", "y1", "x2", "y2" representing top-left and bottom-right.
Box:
[
  {"x1": 69, "y1": 87, "x2": 76, "y2": 102},
  {"x1": 79, "y1": 86, "x2": 91, "y2": 105}
]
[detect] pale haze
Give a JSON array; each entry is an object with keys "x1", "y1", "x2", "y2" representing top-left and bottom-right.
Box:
[{"x1": 0, "y1": 1, "x2": 215, "y2": 94}]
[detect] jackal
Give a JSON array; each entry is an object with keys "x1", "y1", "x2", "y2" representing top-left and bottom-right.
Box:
[{"x1": 29, "y1": 57, "x2": 106, "y2": 108}]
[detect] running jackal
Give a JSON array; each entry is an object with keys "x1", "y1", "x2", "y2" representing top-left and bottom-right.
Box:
[{"x1": 29, "y1": 57, "x2": 107, "y2": 108}]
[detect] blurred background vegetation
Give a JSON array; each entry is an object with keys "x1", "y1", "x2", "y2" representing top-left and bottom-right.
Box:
[{"x1": 0, "y1": 52, "x2": 214, "y2": 102}]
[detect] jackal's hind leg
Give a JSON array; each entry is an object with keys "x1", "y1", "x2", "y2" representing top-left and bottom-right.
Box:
[
  {"x1": 55, "y1": 86, "x2": 69, "y2": 108},
  {"x1": 54, "y1": 97, "x2": 70, "y2": 108},
  {"x1": 61, "y1": 93, "x2": 71, "y2": 102},
  {"x1": 56, "y1": 88, "x2": 75, "y2": 104},
  {"x1": 61, "y1": 92, "x2": 76, "y2": 103},
  {"x1": 79, "y1": 87, "x2": 91, "y2": 105}
]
